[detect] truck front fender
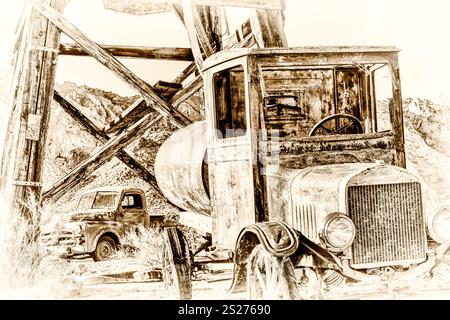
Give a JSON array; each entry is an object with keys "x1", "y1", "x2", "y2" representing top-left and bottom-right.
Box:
[{"x1": 229, "y1": 222, "x2": 299, "y2": 293}]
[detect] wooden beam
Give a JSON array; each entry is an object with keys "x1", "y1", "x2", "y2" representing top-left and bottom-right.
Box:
[
  {"x1": 59, "y1": 43, "x2": 194, "y2": 61},
  {"x1": 196, "y1": 6, "x2": 222, "y2": 51},
  {"x1": 53, "y1": 91, "x2": 163, "y2": 199},
  {"x1": 172, "y1": 62, "x2": 197, "y2": 84},
  {"x1": 42, "y1": 109, "x2": 163, "y2": 201},
  {"x1": 250, "y1": 9, "x2": 288, "y2": 48},
  {"x1": 180, "y1": 0, "x2": 212, "y2": 71},
  {"x1": 103, "y1": 98, "x2": 147, "y2": 134},
  {"x1": 170, "y1": 75, "x2": 203, "y2": 107},
  {"x1": 29, "y1": 0, "x2": 191, "y2": 128}
]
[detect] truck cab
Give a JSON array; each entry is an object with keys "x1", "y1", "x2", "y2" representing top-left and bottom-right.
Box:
[{"x1": 155, "y1": 47, "x2": 450, "y2": 298}]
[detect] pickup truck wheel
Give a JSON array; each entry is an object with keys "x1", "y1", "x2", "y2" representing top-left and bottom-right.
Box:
[
  {"x1": 247, "y1": 245, "x2": 299, "y2": 300},
  {"x1": 162, "y1": 227, "x2": 192, "y2": 300},
  {"x1": 92, "y1": 235, "x2": 117, "y2": 262}
]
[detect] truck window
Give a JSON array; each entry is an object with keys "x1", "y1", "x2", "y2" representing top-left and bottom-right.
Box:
[
  {"x1": 77, "y1": 192, "x2": 95, "y2": 211},
  {"x1": 372, "y1": 65, "x2": 393, "y2": 132},
  {"x1": 92, "y1": 192, "x2": 118, "y2": 209},
  {"x1": 260, "y1": 67, "x2": 335, "y2": 137},
  {"x1": 121, "y1": 194, "x2": 143, "y2": 209},
  {"x1": 260, "y1": 65, "x2": 393, "y2": 138},
  {"x1": 213, "y1": 65, "x2": 247, "y2": 139}
]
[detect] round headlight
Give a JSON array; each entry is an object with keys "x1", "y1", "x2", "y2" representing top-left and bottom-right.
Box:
[
  {"x1": 323, "y1": 213, "x2": 356, "y2": 251},
  {"x1": 428, "y1": 205, "x2": 450, "y2": 243}
]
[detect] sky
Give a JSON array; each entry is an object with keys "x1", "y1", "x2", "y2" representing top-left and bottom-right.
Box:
[{"x1": 1, "y1": 0, "x2": 450, "y2": 104}]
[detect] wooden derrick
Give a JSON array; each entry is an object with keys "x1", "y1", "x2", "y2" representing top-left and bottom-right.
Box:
[
  {"x1": 1, "y1": 0, "x2": 288, "y2": 212},
  {"x1": 1, "y1": 0, "x2": 67, "y2": 218}
]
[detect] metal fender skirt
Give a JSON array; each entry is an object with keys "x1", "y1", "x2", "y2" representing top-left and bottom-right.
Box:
[{"x1": 348, "y1": 182, "x2": 427, "y2": 268}]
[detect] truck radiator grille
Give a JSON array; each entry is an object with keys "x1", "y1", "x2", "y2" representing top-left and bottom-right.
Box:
[
  {"x1": 290, "y1": 196, "x2": 318, "y2": 242},
  {"x1": 347, "y1": 182, "x2": 426, "y2": 268}
]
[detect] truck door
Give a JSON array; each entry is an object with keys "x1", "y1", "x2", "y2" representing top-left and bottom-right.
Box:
[
  {"x1": 119, "y1": 192, "x2": 148, "y2": 230},
  {"x1": 205, "y1": 60, "x2": 257, "y2": 250}
]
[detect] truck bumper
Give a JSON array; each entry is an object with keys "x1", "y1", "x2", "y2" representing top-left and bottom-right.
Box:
[{"x1": 46, "y1": 244, "x2": 87, "y2": 257}]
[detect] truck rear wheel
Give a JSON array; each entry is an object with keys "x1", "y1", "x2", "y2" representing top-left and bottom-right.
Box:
[
  {"x1": 246, "y1": 244, "x2": 299, "y2": 300},
  {"x1": 162, "y1": 227, "x2": 192, "y2": 300},
  {"x1": 92, "y1": 235, "x2": 117, "y2": 262}
]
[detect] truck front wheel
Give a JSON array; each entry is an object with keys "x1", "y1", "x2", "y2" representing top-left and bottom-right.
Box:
[{"x1": 92, "y1": 235, "x2": 117, "y2": 262}]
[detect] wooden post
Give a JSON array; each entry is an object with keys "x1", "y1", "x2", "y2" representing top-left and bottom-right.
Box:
[{"x1": 1, "y1": 0, "x2": 68, "y2": 219}]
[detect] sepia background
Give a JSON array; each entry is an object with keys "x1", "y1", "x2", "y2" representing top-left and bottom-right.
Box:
[{"x1": 0, "y1": 0, "x2": 449, "y2": 299}]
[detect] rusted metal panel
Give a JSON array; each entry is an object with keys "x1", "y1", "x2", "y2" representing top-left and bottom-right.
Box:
[{"x1": 154, "y1": 121, "x2": 211, "y2": 215}]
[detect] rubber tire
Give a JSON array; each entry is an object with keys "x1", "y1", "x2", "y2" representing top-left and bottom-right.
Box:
[{"x1": 92, "y1": 235, "x2": 117, "y2": 262}]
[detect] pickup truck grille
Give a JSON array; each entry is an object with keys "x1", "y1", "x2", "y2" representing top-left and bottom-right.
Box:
[
  {"x1": 40, "y1": 230, "x2": 77, "y2": 246},
  {"x1": 348, "y1": 182, "x2": 426, "y2": 268}
]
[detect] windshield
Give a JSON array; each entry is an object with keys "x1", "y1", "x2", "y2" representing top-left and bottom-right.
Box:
[
  {"x1": 76, "y1": 191, "x2": 118, "y2": 211},
  {"x1": 258, "y1": 64, "x2": 393, "y2": 139}
]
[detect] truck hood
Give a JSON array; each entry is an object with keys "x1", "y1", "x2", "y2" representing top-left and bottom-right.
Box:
[
  {"x1": 270, "y1": 163, "x2": 422, "y2": 242},
  {"x1": 41, "y1": 209, "x2": 116, "y2": 236},
  {"x1": 62, "y1": 209, "x2": 116, "y2": 222}
]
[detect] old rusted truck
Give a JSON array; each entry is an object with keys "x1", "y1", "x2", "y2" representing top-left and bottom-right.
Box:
[
  {"x1": 41, "y1": 186, "x2": 163, "y2": 261},
  {"x1": 155, "y1": 46, "x2": 450, "y2": 299}
]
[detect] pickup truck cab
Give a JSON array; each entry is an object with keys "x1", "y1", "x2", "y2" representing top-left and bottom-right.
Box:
[{"x1": 41, "y1": 186, "x2": 159, "y2": 261}]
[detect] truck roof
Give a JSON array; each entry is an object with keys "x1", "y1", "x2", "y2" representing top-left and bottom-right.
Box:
[
  {"x1": 203, "y1": 46, "x2": 400, "y2": 71},
  {"x1": 80, "y1": 186, "x2": 144, "y2": 195}
]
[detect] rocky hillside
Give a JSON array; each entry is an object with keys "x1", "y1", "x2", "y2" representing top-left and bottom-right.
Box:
[{"x1": 403, "y1": 98, "x2": 450, "y2": 209}]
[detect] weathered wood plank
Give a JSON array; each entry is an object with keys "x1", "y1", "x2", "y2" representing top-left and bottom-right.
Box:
[
  {"x1": 180, "y1": 0, "x2": 212, "y2": 71},
  {"x1": 172, "y1": 62, "x2": 197, "y2": 84},
  {"x1": 42, "y1": 111, "x2": 163, "y2": 201},
  {"x1": 170, "y1": 75, "x2": 203, "y2": 107},
  {"x1": 53, "y1": 91, "x2": 164, "y2": 199},
  {"x1": 196, "y1": 6, "x2": 222, "y2": 52},
  {"x1": 29, "y1": 0, "x2": 191, "y2": 128},
  {"x1": 251, "y1": 9, "x2": 287, "y2": 48},
  {"x1": 154, "y1": 81, "x2": 183, "y2": 99},
  {"x1": 0, "y1": 6, "x2": 32, "y2": 193},
  {"x1": 59, "y1": 43, "x2": 194, "y2": 61},
  {"x1": 103, "y1": 98, "x2": 147, "y2": 134}
]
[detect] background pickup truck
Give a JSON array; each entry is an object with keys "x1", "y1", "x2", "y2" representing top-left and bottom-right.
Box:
[{"x1": 41, "y1": 186, "x2": 165, "y2": 261}]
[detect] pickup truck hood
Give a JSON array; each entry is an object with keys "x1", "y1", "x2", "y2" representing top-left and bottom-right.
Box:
[{"x1": 61, "y1": 209, "x2": 116, "y2": 222}]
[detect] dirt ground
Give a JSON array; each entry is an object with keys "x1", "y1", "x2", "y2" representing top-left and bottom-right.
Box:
[{"x1": 4, "y1": 256, "x2": 447, "y2": 300}]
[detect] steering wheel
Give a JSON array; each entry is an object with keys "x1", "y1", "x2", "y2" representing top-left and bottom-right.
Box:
[{"x1": 309, "y1": 113, "x2": 363, "y2": 136}]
